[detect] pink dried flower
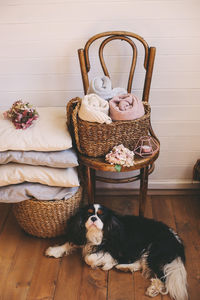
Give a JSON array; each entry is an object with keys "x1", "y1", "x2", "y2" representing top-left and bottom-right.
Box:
[
  {"x1": 105, "y1": 144, "x2": 134, "y2": 170},
  {"x1": 3, "y1": 100, "x2": 39, "y2": 129}
]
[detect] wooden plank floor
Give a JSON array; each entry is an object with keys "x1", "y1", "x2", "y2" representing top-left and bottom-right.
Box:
[{"x1": 0, "y1": 194, "x2": 199, "y2": 300}]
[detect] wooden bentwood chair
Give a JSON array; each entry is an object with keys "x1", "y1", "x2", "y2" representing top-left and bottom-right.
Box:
[{"x1": 77, "y1": 31, "x2": 160, "y2": 216}]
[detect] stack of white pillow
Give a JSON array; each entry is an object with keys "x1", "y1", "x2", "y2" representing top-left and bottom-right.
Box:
[{"x1": 0, "y1": 107, "x2": 80, "y2": 203}]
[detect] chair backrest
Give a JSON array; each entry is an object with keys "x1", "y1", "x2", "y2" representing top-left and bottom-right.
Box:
[{"x1": 78, "y1": 31, "x2": 156, "y2": 102}]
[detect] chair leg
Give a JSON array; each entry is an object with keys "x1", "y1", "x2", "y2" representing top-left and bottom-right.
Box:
[
  {"x1": 85, "y1": 167, "x2": 96, "y2": 204},
  {"x1": 139, "y1": 166, "x2": 149, "y2": 216}
]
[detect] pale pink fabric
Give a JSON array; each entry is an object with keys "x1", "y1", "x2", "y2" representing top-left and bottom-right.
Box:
[{"x1": 109, "y1": 93, "x2": 145, "y2": 121}]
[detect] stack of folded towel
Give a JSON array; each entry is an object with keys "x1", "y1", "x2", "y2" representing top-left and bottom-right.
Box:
[
  {"x1": 0, "y1": 107, "x2": 80, "y2": 203},
  {"x1": 78, "y1": 76, "x2": 145, "y2": 124}
]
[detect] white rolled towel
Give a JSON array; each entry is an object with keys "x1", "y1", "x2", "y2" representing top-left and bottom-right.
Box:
[
  {"x1": 87, "y1": 76, "x2": 127, "y2": 100},
  {"x1": 78, "y1": 94, "x2": 112, "y2": 124}
]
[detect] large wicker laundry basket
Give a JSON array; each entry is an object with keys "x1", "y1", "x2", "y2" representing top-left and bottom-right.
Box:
[
  {"x1": 13, "y1": 186, "x2": 83, "y2": 238},
  {"x1": 67, "y1": 97, "x2": 151, "y2": 158}
]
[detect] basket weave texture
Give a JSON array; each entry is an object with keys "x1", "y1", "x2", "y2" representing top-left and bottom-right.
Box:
[
  {"x1": 13, "y1": 186, "x2": 83, "y2": 238},
  {"x1": 67, "y1": 97, "x2": 151, "y2": 157}
]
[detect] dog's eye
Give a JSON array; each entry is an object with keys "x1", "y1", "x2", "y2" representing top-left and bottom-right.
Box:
[
  {"x1": 88, "y1": 209, "x2": 93, "y2": 214},
  {"x1": 97, "y1": 209, "x2": 104, "y2": 215}
]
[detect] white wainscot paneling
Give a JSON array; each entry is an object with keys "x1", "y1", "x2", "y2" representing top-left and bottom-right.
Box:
[
  {"x1": 0, "y1": 74, "x2": 83, "y2": 91},
  {"x1": 0, "y1": 0, "x2": 199, "y2": 190},
  {"x1": 0, "y1": 40, "x2": 82, "y2": 58},
  {"x1": 149, "y1": 164, "x2": 194, "y2": 180},
  {"x1": 158, "y1": 149, "x2": 200, "y2": 167},
  {"x1": 0, "y1": 67, "x2": 199, "y2": 101},
  {"x1": 0, "y1": 57, "x2": 80, "y2": 75},
  {"x1": 1, "y1": 37, "x2": 200, "y2": 59},
  {"x1": 0, "y1": 2, "x2": 199, "y2": 23},
  {"x1": 89, "y1": 54, "x2": 200, "y2": 74},
  {"x1": 0, "y1": 0, "x2": 187, "y2": 4},
  {"x1": 152, "y1": 121, "x2": 200, "y2": 137},
  {"x1": 160, "y1": 136, "x2": 200, "y2": 152},
  {"x1": 82, "y1": 37, "x2": 200, "y2": 56},
  {"x1": 114, "y1": 72, "x2": 200, "y2": 90},
  {"x1": 2, "y1": 53, "x2": 195, "y2": 76},
  {"x1": 148, "y1": 90, "x2": 200, "y2": 106},
  {"x1": 0, "y1": 91, "x2": 84, "y2": 107},
  {"x1": 0, "y1": 19, "x2": 200, "y2": 43},
  {"x1": 151, "y1": 105, "x2": 200, "y2": 121}
]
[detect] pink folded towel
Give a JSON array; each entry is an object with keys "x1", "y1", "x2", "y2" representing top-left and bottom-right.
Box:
[{"x1": 109, "y1": 94, "x2": 145, "y2": 121}]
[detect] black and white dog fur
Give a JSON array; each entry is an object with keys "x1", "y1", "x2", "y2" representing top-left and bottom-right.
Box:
[{"x1": 45, "y1": 204, "x2": 188, "y2": 300}]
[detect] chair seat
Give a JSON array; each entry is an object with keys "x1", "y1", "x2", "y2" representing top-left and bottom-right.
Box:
[{"x1": 79, "y1": 146, "x2": 159, "y2": 172}]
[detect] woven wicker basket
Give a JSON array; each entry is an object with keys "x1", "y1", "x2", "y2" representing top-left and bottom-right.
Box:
[
  {"x1": 13, "y1": 186, "x2": 83, "y2": 238},
  {"x1": 67, "y1": 97, "x2": 151, "y2": 157}
]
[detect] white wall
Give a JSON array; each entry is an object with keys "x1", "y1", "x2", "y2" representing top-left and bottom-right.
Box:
[{"x1": 0, "y1": 0, "x2": 200, "y2": 189}]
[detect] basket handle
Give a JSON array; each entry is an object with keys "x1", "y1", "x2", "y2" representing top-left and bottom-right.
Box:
[
  {"x1": 142, "y1": 101, "x2": 160, "y2": 144},
  {"x1": 66, "y1": 97, "x2": 80, "y2": 128},
  {"x1": 66, "y1": 97, "x2": 82, "y2": 153}
]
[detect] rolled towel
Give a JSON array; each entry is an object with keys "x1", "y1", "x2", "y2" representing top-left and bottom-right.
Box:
[
  {"x1": 109, "y1": 93, "x2": 145, "y2": 121},
  {"x1": 78, "y1": 94, "x2": 112, "y2": 124},
  {"x1": 87, "y1": 76, "x2": 127, "y2": 100}
]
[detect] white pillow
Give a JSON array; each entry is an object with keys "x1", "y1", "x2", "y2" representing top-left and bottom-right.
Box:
[
  {"x1": 0, "y1": 107, "x2": 72, "y2": 151},
  {"x1": 0, "y1": 163, "x2": 79, "y2": 188}
]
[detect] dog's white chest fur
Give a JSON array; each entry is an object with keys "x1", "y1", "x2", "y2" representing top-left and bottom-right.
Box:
[{"x1": 86, "y1": 226, "x2": 103, "y2": 245}]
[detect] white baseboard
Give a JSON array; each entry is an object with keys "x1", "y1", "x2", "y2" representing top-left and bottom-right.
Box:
[
  {"x1": 96, "y1": 179, "x2": 200, "y2": 195},
  {"x1": 148, "y1": 179, "x2": 200, "y2": 189}
]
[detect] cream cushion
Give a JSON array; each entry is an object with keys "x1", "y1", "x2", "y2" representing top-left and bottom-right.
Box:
[
  {"x1": 0, "y1": 163, "x2": 79, "y2": 188},
  {"x1": 0, "y1": 148, "x2": 78, "y2": 168},
  {"x1": 0, "y1": 107, "x2": 72, "y2": 151},
  {"x1": 0, "y1": 183, "x2": 79, "y2": 203}
]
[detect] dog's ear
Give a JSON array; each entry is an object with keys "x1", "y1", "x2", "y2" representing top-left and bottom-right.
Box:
[
  {"x1": 65, "y1": 207, "x2": 87, "y2": 245},
  {"x1": 103, "y1": 214, "x2": 124, "y2": 256},
  {"x1": 104, "y1": 213, "x2": 123, "y2": 242},
  {"x1": 105, "y1": 214, "x2": 121, "y2": 233}
]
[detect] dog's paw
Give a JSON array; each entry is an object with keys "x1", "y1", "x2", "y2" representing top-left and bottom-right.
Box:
[
  {"x1": 45, "y1": 246, "x2": 65, "y2": 258},
  {"x1": 146, "y1": 285, "x2": 160, "y2": 297},
  {"x1": 116, "y1": 264, "x2": 130, "y2": 272},
  {"x1": 101, "y1": 263, "x2": 114, "y2": 271},
  {"x1": 146, "y1": 278, "x2": 167, "y2": 298},
  {"x1": 116, "y1": 261, "x2": 141, "y2": 273}
]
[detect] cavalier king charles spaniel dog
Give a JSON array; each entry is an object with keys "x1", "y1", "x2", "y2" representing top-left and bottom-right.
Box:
[{"x1": 45, "y1": 204, "x2": 188, "y2": 300}]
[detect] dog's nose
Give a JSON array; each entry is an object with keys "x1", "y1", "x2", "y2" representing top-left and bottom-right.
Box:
[{"x1": 91, "y1": 216, "x2": 97, "y2": 222}]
